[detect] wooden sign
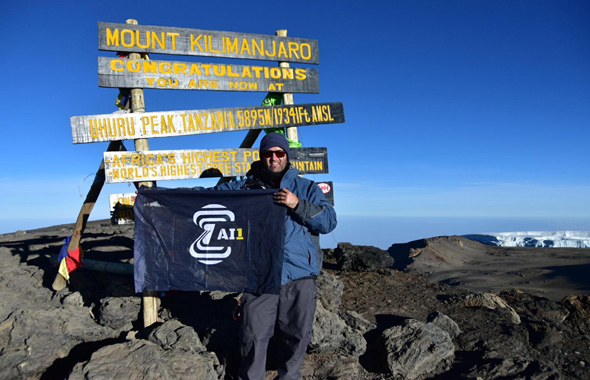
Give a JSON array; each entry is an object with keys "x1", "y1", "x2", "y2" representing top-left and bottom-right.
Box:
[
  {"x1": 109, "y1": 193, "x2": 136, "y2": 224},
  {"x1": 98, "y1": 22, "x2": 319, "y2": 64},
  {"x1": 98, "y1": 57, "x2": 319, "y2": 93},
  {"x1": 104, "y1": 147, "x2": 328, "y2": 183},
  {"x1": 72, "y1": 103, "x2": 344, "y2": 144}
]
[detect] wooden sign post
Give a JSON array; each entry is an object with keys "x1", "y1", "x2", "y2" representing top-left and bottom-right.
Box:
[
  {"x1": 122, "y1": 19, "x2": 160, "y2": 329},
  {"x1": 64, "y1": 20, "x2": 342, "y2": 330}
]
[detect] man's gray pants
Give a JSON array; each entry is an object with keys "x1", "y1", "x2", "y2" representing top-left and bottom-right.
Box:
[{"x1": 238, "y1": 278, "x2": 317, "y2": 380}]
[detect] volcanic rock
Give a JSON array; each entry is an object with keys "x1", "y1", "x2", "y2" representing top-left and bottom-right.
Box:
[
  {"x1": 381, "y1": 318, "x2": 454, "y2": 379},
  {"x1": 333, "y1": 242, "x2": 394, "y2": 272}
]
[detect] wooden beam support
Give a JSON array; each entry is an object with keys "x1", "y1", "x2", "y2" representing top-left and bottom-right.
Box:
[
  {"x1": 126, "y1": 18, "x2": 160, "y2": 329},
  {"x1": 52, "y1": 140, "x2": 125, "y2": 291},
  {"x1": 276, "y1": 29, "x2": 298, "y2": 144},
  {"x1": 217, "y1": 28, "x2": 297, "y2": 186}
]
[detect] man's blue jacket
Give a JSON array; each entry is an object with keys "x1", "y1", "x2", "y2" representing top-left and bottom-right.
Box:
[{"x1": 216, "y1": 163, "x2": 337, "y2": 285}]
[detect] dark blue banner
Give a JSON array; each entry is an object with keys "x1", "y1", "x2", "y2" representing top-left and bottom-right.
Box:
[{"x1": 134, "y1": 188, "x2": 286, "y2": 294}]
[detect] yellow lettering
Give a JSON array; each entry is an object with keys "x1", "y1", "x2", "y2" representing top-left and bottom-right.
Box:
[
  {"x1": 282, "y1": 67, "x2": 294, "y2": 80},
  {"x1": 98, "y1": 118, "x2": 108, "y2": 137},
  {"x1": 300, "y1": 43, "x2": 312, "y2": 60},
  {"x1": 265, "y1": 41, "x2": 276, "y2": 57},
  {"x1": 240, "y1": 39, "x2": 251, "y2": 55},
  {"x1": 241, "y1": 66, "x2": 252, "y2": 78},
  {"x1": 208, "y1": 35, "x2": 221, "y2": 53},
  {"x1": 270, "y1": 67, "x2": 281, "y2": 79},
  {"x1": 187, "y1": 114, "x2": 195, "y2": 131},
  {"x1": 173, "y1": 62, "x2": 187, "y2": 74},
  {"x1": 110, "y1": 59, "x2": 124, "y2": 72},
  {"x1": 189, "y1": 64, "x2": 202, "y2": 75},
  {"x1": 201, "y1": 64, "x2": 212, "y2": 76},
  {"x1": 213, "y1": 65, "x2": 226, "y2": 76},
  {"x1": 127, "y1": 60, "x2": 140, "y2": 73},
  {"x1": 150, "y1": 115, "x2": 158, "y2": 134},
  {"x1": 251, "y1": 39, "x2": 264, "y2": 56},
  {"x1": 106, "y1": 28, "x2": 119, "y2": 47},
  {"x1": 136, "y1": 30, "x2": 150, "y2": 49},
  {"x1": 167, "y1": 32, "x2": 180, "y2": 50},
  {"x1": 141, "y1": 116, "x2": 149, "y2": 134},
  {"x1": 227, "y1": 66, "x2": 239, "y2": 77},
  {"x1": 288, "y1": 42, "x2": 299, "y2": 59},
  {"x1": 263, "y1": 109, "x2": 272, "y2": 125},
  {"x1": 121, "y1": 29, "x2": 134, "y2": 47},
  {"x1": 312, "y1": 106, "x2": 320, "y2": 122},
  {"x1": 190, "y1": 34, "x2": 204, "y2": 52},
  {"x1": 116, "y1": 118, "x2": 126, "y2": 136},
  {"x1": 277, "y1": 41, "x2": 288, "y2": 58},
  {"x1": 295, "y1": 68, "x2": 306, "y2": 80},
  {"x1": 226, "y1": 37, "x2": 238, "y2": 53},
  {"x1": 152, "y1": 32, "x2": 166, "y2": 49},
  {"x1": 159, "y1": 62, "x2": 172, "y2": 74},
  {"x1": 142, "y1": 60, "x2": 157, "y2": 74}
]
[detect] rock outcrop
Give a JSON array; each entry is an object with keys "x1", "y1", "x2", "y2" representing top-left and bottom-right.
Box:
[
  {"x1": 381, "y1": 318, "x2": 454, "y2": 379},
  {"x1": 333, "y1": 242, "x2": 394, "y2": 272},
  {"x1": 1, "y1": 223, "x2": 589, "y2": 379}
]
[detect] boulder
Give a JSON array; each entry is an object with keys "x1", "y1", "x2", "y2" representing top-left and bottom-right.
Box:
[
  {"x1": 338, "y1": 310, "x2": 376, "y2": 334},
  {"x1": 148, "y1": 319, "x2": 207, "y2": 353},
  {"x1": 309, "y1": 302, "x2": 366, "y2": 356},
  {"x1": 333, "y1": 242, "x2": 394, "y2": 272},
  {"x1": 68, "y1": 339, "x2": 223, "y2": 380},
  {"x1": 562, "y1": 295, "x2": 590, "y2": 335},
  {"x1": 0, "y1": 249, "x2": 119, "y2": 380},
  {"x1": 427, "y1": 311, "x2": 461, "y2": 339},
  {"x1": 99, "y1": 296, "x2": 141, "y2": 331},
  {"x1": 302, "y1": 354, "x2": 365, "y2": 379},
  {"x1": 381, "y1": 319, "x2": 454, "y2": 379},
  {"x1": 316, "y1": 271, "x2": 343, "y2": 312},
  {"x1": 452, "y1": 292, "x2": 521, "y2": 324}
]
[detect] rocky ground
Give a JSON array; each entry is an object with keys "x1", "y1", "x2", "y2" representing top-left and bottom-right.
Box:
[{"x1": 0, "y1": 221, "x2": 589, "y2": 379}]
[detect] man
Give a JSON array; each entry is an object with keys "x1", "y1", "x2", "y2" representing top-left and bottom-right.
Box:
[{"x1": 216, "y1": 132, "x2": 337, "y2": 380}]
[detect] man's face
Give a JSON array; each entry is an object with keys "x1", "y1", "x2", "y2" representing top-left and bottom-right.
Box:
[{"x1": 262, "y1": 146, "x2": 288, "y2": 173}]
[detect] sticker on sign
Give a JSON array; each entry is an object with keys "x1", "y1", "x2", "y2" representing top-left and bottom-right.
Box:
[{"x1": 317, "y1": 182, "x2": 331, "y2": 193}]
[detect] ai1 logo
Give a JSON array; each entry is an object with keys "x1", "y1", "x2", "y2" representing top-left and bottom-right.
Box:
[{"x1": 189, "y1": 204, "x2": 244, "y2": 265}]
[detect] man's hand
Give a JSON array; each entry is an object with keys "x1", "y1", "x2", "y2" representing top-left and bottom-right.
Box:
[{"x1": 274, "y1": 188, "x2": 299, "y2": 209}]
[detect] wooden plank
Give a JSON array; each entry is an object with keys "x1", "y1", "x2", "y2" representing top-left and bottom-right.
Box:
[
  {"x1": 104, "y1": 147, "x2": 328, "y2": 184},
  {"x1": 98, "y1": 57, "x2": 319, "y2": 93},
  {"x1": 71, "y1": 103, "x2": 344, "y2": 144},
  {"x1": 98, "y1": 22, "x2": 319, "y2": 64}
]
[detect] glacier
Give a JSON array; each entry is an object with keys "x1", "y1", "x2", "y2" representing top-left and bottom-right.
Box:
[{"x1": 463, "y1": 231, "x2": 590, "y2": 248}]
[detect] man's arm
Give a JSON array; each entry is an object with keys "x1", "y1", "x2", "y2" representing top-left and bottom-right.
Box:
[{"x1": 286, "y1": 184, "x2": 337, "y2": 234}]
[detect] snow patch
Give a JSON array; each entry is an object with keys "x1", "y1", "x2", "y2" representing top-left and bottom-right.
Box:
[{"x1": 463, "y1": 231, "x2": 590, "y2": 248}]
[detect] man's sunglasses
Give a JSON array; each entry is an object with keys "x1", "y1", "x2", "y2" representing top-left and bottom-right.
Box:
[{"x1": 262, "y1": 150, "x2": 287, "y2": 159}]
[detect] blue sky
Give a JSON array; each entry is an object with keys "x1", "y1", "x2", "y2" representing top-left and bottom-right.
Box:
[{"x1": 1, "y1": 0, "x2": 589, "y2": 247}]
